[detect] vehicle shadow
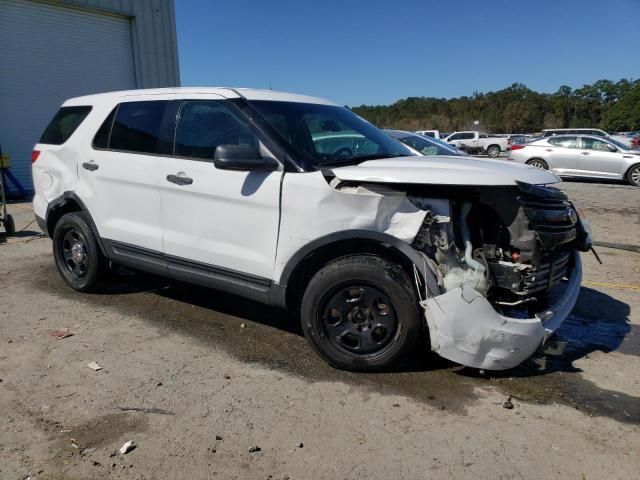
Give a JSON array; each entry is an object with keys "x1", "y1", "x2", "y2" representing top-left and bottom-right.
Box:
[
  {"x1": 101, "y1": 267, "x2": 303, "y2": 335},
  {"x1": 561, "y1": 177, "x2": 630, "y2": 187},
  {"x1": 97, "y1": 266, "x2": 453, "y2": 372}
]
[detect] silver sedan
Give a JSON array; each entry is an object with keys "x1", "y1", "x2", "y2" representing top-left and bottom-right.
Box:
[{"x1": 507, "y1": 134, "x2": 640, "y2": 186}]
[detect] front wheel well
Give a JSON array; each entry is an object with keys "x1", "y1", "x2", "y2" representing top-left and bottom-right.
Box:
[
  {"x1": 624, "y1": 162, "x2": 640, "y2": 177},
  {"x1": 283, "y1": 239, "x2": 419, "y2": 311}
]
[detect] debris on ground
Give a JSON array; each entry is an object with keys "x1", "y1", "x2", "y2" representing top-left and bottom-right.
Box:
[
  {"x1": 80, "y1": 447, "x2": 96, "y2": 456},
  {"x1": 117, "y1": 406, "x2": 175, "y2": 415},
  {"x1": 248, "y1": 445, "x2": 261, "y2": 453},
  {"x1": 503, "y1": 397, "x2": 514, "y2": 410},
  {"x1": 223, "y1": 374, "x2": 231, "y2": 380},
  {"x1": 119, "y1": 441, "x2": 136, "y2": 454},
  {"x1": 240, "y1": 323, "x2": 246, "y2": 328},
  {"x1": 87, "y1": 362, "x2": 102, "y2": 371},
  {"x1": 215, "y1": 435, "x2": 223, "y2": 441},
  {"x1": 47, "y1": 329, "x2": 73, "y2": 340},
  {"x1": 295, "y1": 442, "x2": 304, "y2": 448}
]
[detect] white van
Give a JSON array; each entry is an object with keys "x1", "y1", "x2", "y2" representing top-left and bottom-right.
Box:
[{"x1": 33, "y1": 88, "x2": 589, "y2": 372}]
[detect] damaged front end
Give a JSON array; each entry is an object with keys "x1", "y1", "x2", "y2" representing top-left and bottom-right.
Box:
[{"x1": 328, "y1": 173, "x2": 589, "y2": 370}]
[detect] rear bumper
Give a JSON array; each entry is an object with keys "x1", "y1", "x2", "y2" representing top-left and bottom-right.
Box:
[{"x1": 422, "y1": 251, "x2": 582, "y2": 370}]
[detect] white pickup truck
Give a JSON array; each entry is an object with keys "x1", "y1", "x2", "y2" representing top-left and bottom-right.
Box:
[{"x1": 444, "y1": 131, "x2": 509, "y2": 157}]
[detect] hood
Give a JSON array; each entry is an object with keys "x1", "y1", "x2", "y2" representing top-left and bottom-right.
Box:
[{"x1": 329, "y1": 155, "x2": 560, "y2": 186}]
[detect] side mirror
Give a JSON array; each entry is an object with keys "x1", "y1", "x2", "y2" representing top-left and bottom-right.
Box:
[
  {"x1": 606, "y1": 143, "x2": 617, "y2": 152},
  {"x1": 213, "y1": 144, "x2": 279, "y2": 171}
]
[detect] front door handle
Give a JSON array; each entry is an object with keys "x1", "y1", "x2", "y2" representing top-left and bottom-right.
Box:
[
  {"x1": 166, "y1": 174, "x2": 193, "y2": 186},
  {"x1": 580, "y1": 151, "x2": 590, "y2": 155},
  {"x1": 82, "y1": 161, "x2": 99, "y2": 171}
]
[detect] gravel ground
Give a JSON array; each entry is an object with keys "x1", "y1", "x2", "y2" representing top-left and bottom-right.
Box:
[{"x1": 0, "y1": 179, "x2": 639, "y2": 480}]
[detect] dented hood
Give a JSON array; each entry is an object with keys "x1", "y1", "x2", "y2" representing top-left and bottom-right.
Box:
[{"x1": 330, "y1": 155, "x2": 560, "y2": 186}]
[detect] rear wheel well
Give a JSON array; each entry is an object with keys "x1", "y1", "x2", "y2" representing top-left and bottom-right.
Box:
[
  {"x1": 284, "y1": 239, "x2": 419, "y2": 311},
  {"x1": 47, "y1": 199, "x2": 82, "y2": 236}
]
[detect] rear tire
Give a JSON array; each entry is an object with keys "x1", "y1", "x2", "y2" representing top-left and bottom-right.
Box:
[
  {"x1": 627, "y1": 164, "x2": 640, "y2": 187},
  {"x1": 526, "y1": 158, "x2": 549, "y2": 170},
  {"x1": 300, "y1": 255, "x2": 421, "y2": 372},
  {"x1": 487, "y1": 145, "x2": 501, "y2": 157},
  {"x1": 52, "y1": 212, "x2": 105, "y2": 292}
]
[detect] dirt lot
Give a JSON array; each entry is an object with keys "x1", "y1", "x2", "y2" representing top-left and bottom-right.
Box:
[{"x1": 1, "y1": 180, "x2": 639, "y2": 480}]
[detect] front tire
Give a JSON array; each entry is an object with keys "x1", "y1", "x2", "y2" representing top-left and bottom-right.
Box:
[
  {"x1": 627, "y1": 164, "x2": 640, "y2": 187},
  {"x1": 487, "y1": 145, "x2": 501, "y2": 157},
  {"x1": 526, "y1": 158, "x2": 549, "y2": 170},
  {"x1": 52, "y1": 212, "x2": 105, "y2": 292},
  {"x1": 300, "y1": 255, "x2": 421, "y2": 371}
]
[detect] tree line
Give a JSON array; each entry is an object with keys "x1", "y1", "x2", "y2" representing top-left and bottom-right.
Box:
[{"x1": 352, "y1": 79, "x2": 640, "y2": 134}]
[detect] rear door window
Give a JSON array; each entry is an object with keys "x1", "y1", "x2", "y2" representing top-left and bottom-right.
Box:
[
  {"x1": 109, "y1": 101, "x2": 171, "y2": 154},
  {"x1": 40, "y1": 106, "x2": 92, "y2": 145}
]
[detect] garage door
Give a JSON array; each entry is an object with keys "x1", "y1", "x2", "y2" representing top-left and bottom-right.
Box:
[{"x1": 0, "y1": 0, "x2": 137, "y2": 194}]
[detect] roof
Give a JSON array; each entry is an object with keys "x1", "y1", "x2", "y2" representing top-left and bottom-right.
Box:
[
  {"x1": 63, "y1": 87, "x2": 339, "y2": 107},
  {"x1": 541, "y1": 128, "x2": 605, "y2": 131}
]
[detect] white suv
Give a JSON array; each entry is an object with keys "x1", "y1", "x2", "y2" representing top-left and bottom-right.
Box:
[{"x1": 33, "y1": 88, "x2": 590, "y2": 372}]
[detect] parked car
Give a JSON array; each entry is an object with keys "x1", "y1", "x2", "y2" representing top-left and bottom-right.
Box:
[
  {"x1": 384, "y1": 129, "x2": 469, "y2": 156},
  {"x1": 443, "y1": 131, "x2": 509, "y2": 157},
  {"x1": 415, "y1": 129, "x2": 441, "y2": 139},
  {"x1": 541, "y1": 128, "x2": 631, "y2": 147},
  {"x1": 508, "y1": 134, "x2": 640, "y2": 186},
  {"x1": 507, "y1": 134, "x2": 528, "y2": 146},
  {"x1": 33, "y1": 87, "x2": 590, "y2": 372}
]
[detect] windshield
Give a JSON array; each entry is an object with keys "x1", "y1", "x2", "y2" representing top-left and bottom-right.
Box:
[
  {"x1": 396, "y1": 133, "x2": 459, "y2": 156},
  {"x1": 248, "y1": 101, "x2": 413, "y2": 167}
]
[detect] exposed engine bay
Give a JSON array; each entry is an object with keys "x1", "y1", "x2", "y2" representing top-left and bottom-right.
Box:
[
  {"x1": 334, "y1": 179, "x2": 588, "y2": 307},
  {"x1": 408, "y1": 182, "x2": 588, "y2": 308}
]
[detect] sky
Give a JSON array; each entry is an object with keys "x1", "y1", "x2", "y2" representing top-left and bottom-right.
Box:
[{"x1": 175, "y1": 0, "x2": 640, "y2": 106}]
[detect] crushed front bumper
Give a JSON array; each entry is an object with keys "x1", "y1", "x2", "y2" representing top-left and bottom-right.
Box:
[{"x1": 421, "y1": 251, "x2": 582, "y2": 370}]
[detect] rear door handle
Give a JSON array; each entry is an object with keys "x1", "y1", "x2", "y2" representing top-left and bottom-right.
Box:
[
  {"x1": 545, "y1": 149, "x2": 553, "y2": 152},
  {"x1": 82, "y1": 161, "x2": 99, "y2": 171},
  {"x1": 580, "y1": 151, "x2": 590, "y2": 155},
  {"x1": 166, "y1": 174, "x2": 193, "y2": 186}
]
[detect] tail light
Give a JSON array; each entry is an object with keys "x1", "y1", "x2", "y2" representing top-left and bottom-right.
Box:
[
  {"x1": 31, "y1": 150, "x2": 41, "y2": 163},
  {"x1": 510, "y1": 144, "x2": 526, "y2": 151}
]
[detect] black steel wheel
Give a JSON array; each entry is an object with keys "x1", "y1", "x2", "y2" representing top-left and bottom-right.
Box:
[
  {"x1": 320, "y1": 284, "x2": 398, "y2": 355},
  {"x1": 301, "y1": 255, "x2": 421, "y2": 371},
  {"x1": 52, "y1": 212, "x2": 105, "y2": 292}
]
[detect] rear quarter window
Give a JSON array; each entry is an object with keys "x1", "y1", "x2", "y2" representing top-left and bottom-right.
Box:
[
  {"x1": 39, "y1": 106, "x2": 92, "y2": 145},
  {"x1": 109, "y1": 101, "x2": 172, "y2": 154}
]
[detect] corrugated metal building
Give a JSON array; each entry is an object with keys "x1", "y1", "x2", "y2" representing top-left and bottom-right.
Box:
[{"x1": 0, "y1": 0, "x2": 180, "y2": 195}]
